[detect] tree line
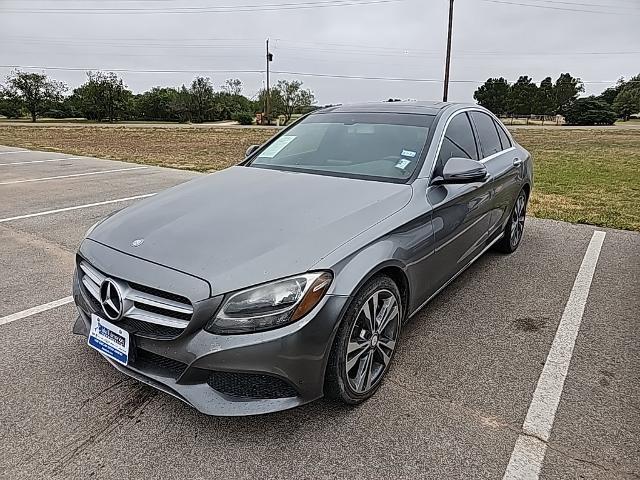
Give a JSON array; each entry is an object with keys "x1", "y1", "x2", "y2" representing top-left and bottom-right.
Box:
[
  {"x1": 0, "y1": 70, "x2": 316, "y2": 125},
  {"x1": 473, "y1": 73, "x2": 640, "y2": 125}
]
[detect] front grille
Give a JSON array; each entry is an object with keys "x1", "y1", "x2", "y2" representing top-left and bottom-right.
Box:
[
  {"x1": 128, "y1": 281, "x2": 191, "y2": 306},
  {"x1": 78, "y1": 259, "x2": 194, "y2": 336},
  {"x1": 119, "y1": 318, "x2": 184, "y2": 339},
  {"x1": 207, "y1": 372, "x2": 298, "y2": 399},
  {"x1": 132, "y1": 349, "x2": 187, "y2": 377}
]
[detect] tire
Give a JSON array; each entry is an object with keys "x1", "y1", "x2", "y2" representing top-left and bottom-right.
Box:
[
  {"x1": 324, "y1": 275, "x2": 402, "y2": 405},
  {"x1": 495, "y1": 188, "x2": 528, "y2": 254}
]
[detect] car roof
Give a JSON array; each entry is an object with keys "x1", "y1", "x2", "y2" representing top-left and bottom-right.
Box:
[{"x1": 314, "y1": 101, "x2": 476, "y2": 116}]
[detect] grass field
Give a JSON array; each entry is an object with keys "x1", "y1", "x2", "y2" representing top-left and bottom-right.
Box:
[{"x1": 0, "y1": 124, "x2": 638, "y2": 231}]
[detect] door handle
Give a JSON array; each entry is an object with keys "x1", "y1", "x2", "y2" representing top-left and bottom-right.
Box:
[{"x1": 513, "y1": 157, "x2": 522, "y2": 166}]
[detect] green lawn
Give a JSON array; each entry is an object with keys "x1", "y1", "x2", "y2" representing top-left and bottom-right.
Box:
[{"x1": 511, "y1": 128, "x2": 640, "y2": 231}]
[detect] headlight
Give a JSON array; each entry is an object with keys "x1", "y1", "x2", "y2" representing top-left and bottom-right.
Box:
[{"x1": 205, "y1": 271, "x2": 333, "y2": 334}]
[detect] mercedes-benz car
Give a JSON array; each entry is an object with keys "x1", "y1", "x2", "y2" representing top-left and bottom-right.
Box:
[{"x1": 72, "y1": 101, "x2": 532, "y2": 416}]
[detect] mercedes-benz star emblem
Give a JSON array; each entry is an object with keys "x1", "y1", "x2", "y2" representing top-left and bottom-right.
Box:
[
  {"x1": 100, "y1": 279, "x2": 124, "y2": 321},
  {"x1": 131, "y1": 238, "x2": 144, "y2": 247}
]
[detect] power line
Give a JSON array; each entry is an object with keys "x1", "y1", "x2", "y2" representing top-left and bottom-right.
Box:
[
  {"x1": 511, "y1": 0, "x2": 639, "y2": 9},
  {"x1": 2, "y1": 0, "x2": 408, "y2": 14},
  {"x1": 4, "y1": 35, "x2": 638, "y2": 58},
  {"x1": 477, "y1": 0, "x2": 640, "y2": 15}
]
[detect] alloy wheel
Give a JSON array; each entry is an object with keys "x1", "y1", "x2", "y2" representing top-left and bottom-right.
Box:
[
  {"x1": 510, "y1": 194, "x2": 526, "y2": 248},
  {"x1": 345, "y1": 289, "x2": 400, "y2": 394}
]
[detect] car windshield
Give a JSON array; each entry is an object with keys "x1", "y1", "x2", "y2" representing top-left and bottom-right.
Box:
[{"x1": 248, "y1": 112, "x2": 434, "y2": 182}]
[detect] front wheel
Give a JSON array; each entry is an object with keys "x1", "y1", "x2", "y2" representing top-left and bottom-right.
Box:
[
  {"x1": 324, "y1": 276, "x2": 402, "y2": 405},
  {"x1": 495, "y1": 189, "x2": 527, "y2": 254}
]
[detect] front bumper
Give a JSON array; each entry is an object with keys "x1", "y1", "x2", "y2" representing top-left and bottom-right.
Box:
[{"x1": 72, "y1": 246, "x2": 350, "y2": 416}]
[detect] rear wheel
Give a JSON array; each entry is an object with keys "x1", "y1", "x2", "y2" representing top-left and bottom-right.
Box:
[
  {"x1": 495, "y1": 189, "x2": 528, "y2": 254},
  {"x1": 325, "y1": 276, "x2": 402, "y2": 404}
]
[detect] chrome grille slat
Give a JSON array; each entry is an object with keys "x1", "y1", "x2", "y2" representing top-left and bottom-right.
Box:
[
  {"x1": 127, "y1": 307, "x2": 189, "y2": 329},
  {"x1": 80, "y1": 261, "x2": 105, "y2": 286},
  {"x1": 128, "y1": 290, "x2": 193, "y2": 315},
  {"x1": 78, "y1": 259, "x2": 193, "y2": 332},
  {"x1": 82, "y1": 275, "x2": 100, "y2": 301}
]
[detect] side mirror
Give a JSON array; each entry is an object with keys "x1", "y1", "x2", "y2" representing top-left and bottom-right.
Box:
[
  {"x1": 245, "y1": 144, "x2": 261, "y2": 158},
  {"x1": 433, "y1": 157, "x2": 487, "y2": 184}
]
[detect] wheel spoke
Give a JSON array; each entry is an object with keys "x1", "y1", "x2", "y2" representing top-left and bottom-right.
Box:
[
  {"x1": 361, "y1": 298, "x2": 375, "y2": 333},
  {"x1": 346, "y1": 344, "x2": 370, "y2": 372},
  {"x1": 376, "y1": 344, "x2": 392, "y2": 367},
  {"x1": 363, "y1": 350, "x2": 374, "y2": 391},
  {"x1": 347, "y1": 339, "x2": 368, "y2": 355},
  {"x1": 375, "y1": 296, "x2": 396, "y2": 331},
  {"x1": 378, "y1": 305, "x2": 399, "y2": 334},
  {"x1": 355, "y1": 350, "x2": 373, "y2": 392}
]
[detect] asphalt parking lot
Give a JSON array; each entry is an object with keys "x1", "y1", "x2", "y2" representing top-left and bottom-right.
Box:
[{"x1": 0, "y1": 145, "x2": 638, "y2": 480}]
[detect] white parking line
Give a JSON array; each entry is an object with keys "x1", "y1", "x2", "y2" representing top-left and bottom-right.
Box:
[
  {"x1": 503, "y1": 230, "x2": 606, "y2": 480},
  {"x1": 0, "y1": 150, "x2": 29, "y2": 155},
  {"x1": 0, "y1": 193, "x2": 156, "y2": 223},
  {"x1": 0, "y1": 157, "x2": 82, "y2": 166},
  {"x1": 0, "y1": 296, "x2": 74, "y2": 327},
  {"x1": 0, "y1": 166, "x2": 148, "y2": 185}
]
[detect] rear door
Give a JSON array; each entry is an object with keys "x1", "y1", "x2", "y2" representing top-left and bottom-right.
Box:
[
  {"x1": 423, "y1": 111, "x2": 493, "y2": 298},
  {"x1": 469, "y1": 111, "x2": 521, "y2": 239}
]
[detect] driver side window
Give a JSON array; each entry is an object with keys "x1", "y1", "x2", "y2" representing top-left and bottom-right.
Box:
[{"x1": 436, "y1": 113, "x2": 478, "y2": 175}]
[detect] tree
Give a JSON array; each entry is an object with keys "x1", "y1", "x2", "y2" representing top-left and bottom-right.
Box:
[
  {"x1": 613, "y1": 89, "x2": 640, "y2": 121},
  {"x1": 535, "y1": 77, "x2": 555, "y2": 120},
  {"x1": 221, "y1": 78, "x2": 242, "y2": 96},
  {"x1": 598, "y1": 78, "x2": 625, "y2": 107},
  {"x1": 272, "y1": 80, "x2": 315, "y2": 125},
  {"x1": 5, "y1": 70, "x2": 66, "y2": 122},
  {"x1": 508, "y1": 76, "x2": 538, "y2": 118},
  {"x1": 0, "y1": 85, "x2": 23, "y2": 118},
  {"x1": 473, "y1": 77, "x2": 510, "y2": 116},
  {"x1": 73, "y1": 71, "x2": 132, "y2": 122},
  {"x1": 554, "y1": 73, "x2": 584, "y2": 116},
  {"x1": 564, "y1": 97, "x2": 616, "y2": 125},
  {"x1": 612, "y1": 74, "x2": 640, "y2": 121},
  {"x1": 189, "y1": 76, "x2": 215, "y2": 123},
  {"x1": 135, "y1": 87, "x2": 181, "y2": 121}
]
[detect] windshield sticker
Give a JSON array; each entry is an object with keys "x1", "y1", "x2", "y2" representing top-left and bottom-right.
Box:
[
  {"x1": 395, "y1": 159, "x2": 412, "y2": 170},
  {"x1": 401, "y1": 149, "x2": 417, "y2": 158},
  {"x1": 258, "y1": 135, "x2": 297, "y2": 158}
]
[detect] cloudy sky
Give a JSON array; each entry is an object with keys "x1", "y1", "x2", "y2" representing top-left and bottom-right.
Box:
[{"x1": 1, "y1": 0, "x2": 638, "y2": 104}]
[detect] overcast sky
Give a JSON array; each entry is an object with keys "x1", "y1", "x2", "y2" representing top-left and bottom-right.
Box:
[{"x1": 1, "y1": 0, "x2": 638, "y2": 104}]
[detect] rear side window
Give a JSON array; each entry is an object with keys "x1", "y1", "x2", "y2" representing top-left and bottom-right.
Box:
[
  {"x1": 494, "y1": 119, "x2": 512, "y2": 149},
  {"x1": 437, "y1": 113, "x2": 478, "y2": 174},
  {"x1": 470, "y1": 111, "x2": 502, "y2": 158}
]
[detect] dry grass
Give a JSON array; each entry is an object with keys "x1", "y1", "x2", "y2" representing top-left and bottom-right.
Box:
[
  {"x1": 0, "y1": 125, "x2": 276, "y2": 172},
  {"x1": 0, "y1": 124, "x2": 638, "y2": 231}
]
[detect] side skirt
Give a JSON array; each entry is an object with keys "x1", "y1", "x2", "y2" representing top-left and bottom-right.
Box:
[{"x1": 408, "y1": 232, "x2": 504, "y2": 319}]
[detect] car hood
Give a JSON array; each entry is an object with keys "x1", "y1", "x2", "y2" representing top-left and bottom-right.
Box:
[{"x1": 89, "y1": 166, "x2": 412, "y2": 295}]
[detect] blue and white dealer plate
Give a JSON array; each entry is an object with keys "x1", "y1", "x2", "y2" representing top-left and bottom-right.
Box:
[{"x1": 88, "y1": 314, "x2": 130, "y2": 366}]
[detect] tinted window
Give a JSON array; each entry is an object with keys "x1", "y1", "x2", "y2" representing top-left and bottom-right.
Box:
[
  {"x1": 494, "y1": 119, "x2": 512, "y2": 149},
  {"x1": 250, "y1": 113, "x2": 434, "y2": 182},
  {"x1": 437, "y1": 113, "x2": 478, "y2": 174},
  {"x1": 470, "y1": 111, "x2": 502, "y2": 157}
]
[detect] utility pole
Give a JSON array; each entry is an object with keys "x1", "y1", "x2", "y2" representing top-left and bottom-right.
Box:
[
  {"x1": 266, "y1": 38, "x2": 273, "y2": 124},
  {"x1": 443, "y1": 0, "x2": 454, "y2": 102}
]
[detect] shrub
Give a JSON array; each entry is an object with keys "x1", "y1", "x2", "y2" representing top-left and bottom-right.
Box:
[
  {"x1": 565, "y1": 98, "x2": 617, "y2": 126},
  {"x1": 234, "y1": 111, "x2": 254, "y2": 125}
]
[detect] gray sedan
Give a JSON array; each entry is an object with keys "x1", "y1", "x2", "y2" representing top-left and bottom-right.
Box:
[{"x1": 72, "y1": 101, "x2": 533, "y2": 415}]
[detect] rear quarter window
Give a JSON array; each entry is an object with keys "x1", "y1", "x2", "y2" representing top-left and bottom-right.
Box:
[
  {"x1": 494, "y1": 119, "x2": 512, "y2": 150},
  {"x1": 470, "y1": 111, "x2": 502, "y2": 158}
]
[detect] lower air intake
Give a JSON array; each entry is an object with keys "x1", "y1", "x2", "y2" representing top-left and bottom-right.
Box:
[{"x1": 207, "y1": 372, "x2": 298, "y2": 399}]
